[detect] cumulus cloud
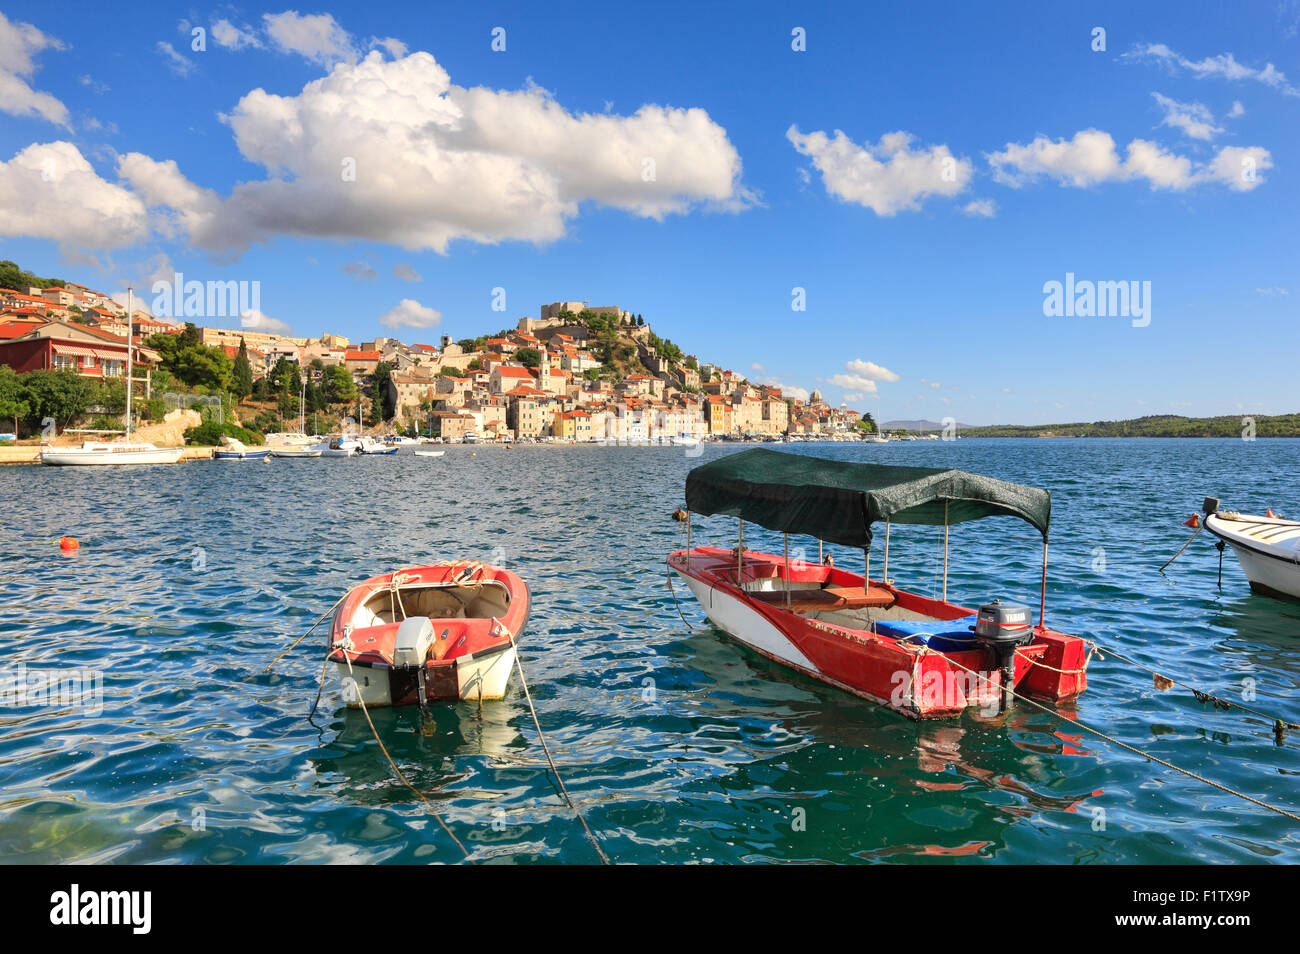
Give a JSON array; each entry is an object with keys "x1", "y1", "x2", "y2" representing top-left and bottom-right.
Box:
[
  {"x1": 1126, "y1": 43, "x2": 1299, "y2": 97},
  {"x1": 827, "y1": 358, "x2": 899, "y2": 396},
  {"x1": 961, "y1": 198, "x2": 996, "y2": 218},
  {"x1": 212, "y1": 18, "x2": 262, "y2": 50},
  {"x1": 392, "y1": 263, "x2": 421, "y2": 281},
  {"x1": 123, "y1": 50, "x2": 749, "y2": 254},
  {"x1": 1228, "y1": 100, "x2": 1245, "y2": 118},
  {"x1": 988, "y1": 128, "x2": 1271, "y2": 191},
  {"x1": 0, "y1": 13, "x2": 70, "y2": 127},
  {"x1": 240, "y1": 309, "x2": 292, "y2": 334},
  {"x1": 787, "y1": 126, "x2": 971, "y2": 215},
  {"x1": 1151, "y1": 93, "x2": 1222, "y2": 140},
  {"x1": 263, "y1": 11, "x2": 356, "y2": 66},
  {"x1": 379, "y1": 298, "x2": 442, "y2": 330},
  {"x1": 0, "y1": 142, "x2": 147, "y2": 247}
]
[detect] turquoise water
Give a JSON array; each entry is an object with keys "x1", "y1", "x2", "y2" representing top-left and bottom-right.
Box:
[{"x1": 1, "y1": 438, "x2": 1297, "y2": 864}]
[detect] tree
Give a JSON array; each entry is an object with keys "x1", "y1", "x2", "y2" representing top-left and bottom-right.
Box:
[
  {"x1": 0, "y1": 367, "x2": 28, "y2": 435},
  {"x1": 859, "y1": 412, "x2": 877, "y2": 434},
  {"x1": 20, "y1": 369, "x2": 95, "y2": 431},
  {"x1": 370, "y1": 361, "x2": 393, "y2": 422},
  {"x1": 232, "y1": 338, "x2": 253, "y2": 398},
  {"x1": 324, "y1": 364, "x2": 357, "y2": 404},
  {"x1": 515, "y1": 347, "x2": 541, "y2": 368}
]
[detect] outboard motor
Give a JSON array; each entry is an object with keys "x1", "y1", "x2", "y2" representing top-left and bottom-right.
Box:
[{"x1": 974, "y1": 600, "x2": 1034, "y2": 713}]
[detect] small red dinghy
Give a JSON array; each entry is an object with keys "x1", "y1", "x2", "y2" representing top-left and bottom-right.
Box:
[
  {"x1": 328, "y1": 561, "x2": 529, "y2": 709},
  {"x1": 669, "y1": 450, "x2": 1089, "y2": 719}
]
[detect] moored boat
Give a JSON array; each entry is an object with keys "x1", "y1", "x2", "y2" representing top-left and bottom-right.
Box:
[
  {"x1": 667, "y1": 449, "x2": 1089, "y2": 719},
  {"x1": 328, "y1": 561, "x2": 530, "y2": 708},
  {"x1": 268, "y1": 446, "x2": 322, "y2": 458},
  {"x1": 40, "y1": 440, "x2": 184, "y2": 466},
  {"x1": 358, "y1": 436, "x2": 399, "y2": 455},
  {"x1": 214, "y1": 437, "x2": 271, "y2": 460},
  {"x1": 1202, "y1": 501, "x2": 1300, "y2": 601}
]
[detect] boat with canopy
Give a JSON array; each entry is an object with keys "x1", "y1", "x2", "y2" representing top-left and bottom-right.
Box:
[{"x1": 667, "y1": 448, "x2": 1089, "y2": 719}]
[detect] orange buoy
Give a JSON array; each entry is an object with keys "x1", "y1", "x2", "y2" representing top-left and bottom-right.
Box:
[
  {"x1": 59, "y1": 536, "x2": 79, "y2": 551},
  {"x1": 1266, "y1": 508, "x2": 1276, "y2": 518},
  {"x1": 1182, "y1": 514, "x2": 1199, "y2": 528}
]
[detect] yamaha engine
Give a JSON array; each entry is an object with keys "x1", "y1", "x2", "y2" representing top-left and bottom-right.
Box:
[{"x1": 974, "y1": 600, "x2": 1034, "y2": 713}]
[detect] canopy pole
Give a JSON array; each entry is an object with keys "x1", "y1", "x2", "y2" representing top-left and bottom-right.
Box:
[
  {"x1": 883, "y1": 520, "x2": 890, "y2": 583},
  {"x1": 686, "y1": 512, "x2": 691, "y2": 572},
  {"x1": 1039, "y1": 535, "x2": 1049, "y2": 629},
  {"x1": 784, "y1": 533, "x2": 791, "y2": 611},
  {"x1": 818, "y1": 539, "x2": 823, "y2": 564},
  {"x1": 942, "y1": 501, "x2": 949, "y2": 603},
  {"x1": 737, "y1": 519, "x2": 744, "y2": 583},
  {"x1": 864, "y1": 547, "x2": 870, "y2": 585}
]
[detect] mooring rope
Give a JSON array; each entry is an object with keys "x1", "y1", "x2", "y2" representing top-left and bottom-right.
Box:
[
  {"x1": 256, "y1": 590, "x2": 350, "y2": 676},
  {"x1": 334, "y1": 642, "x2": 474, "y2": 860},
  {"x1": 666, "y1": 566, "x2": 704, "y2": 632},
  {"x1": 504, "y1": 624, "x2": 611, "y2": 865},
  {"x1": 924, "y1": 647, "x2": 1300, "y2": 822},
  {"x1": 1088, "y1": 639, "x2": 1299, "y2": 739}
]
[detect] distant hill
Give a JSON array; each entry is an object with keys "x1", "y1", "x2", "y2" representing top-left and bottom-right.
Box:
[{"x1": 959, "y1": 413, "x2": 1300, "y2": 438}]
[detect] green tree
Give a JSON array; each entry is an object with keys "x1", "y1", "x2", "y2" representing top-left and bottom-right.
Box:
[
  {"x1": 515, "y1": 347, "x2": 541, "y2": 368},
  {"x1": 370, "y1": 361, "x2": 393, "y2": 423},
  {"x1": 20, "y1": 369, "x2": 95, "y2": 431},
  {"x1": 324, "y1": 364, "x2": 357, "y2": 404},
  {"x1": 232, "y1": 337, "x2": 254, "y2": 398},
  {"x1": 0, "y1": 367, "x2": 28, "y2": 435}
]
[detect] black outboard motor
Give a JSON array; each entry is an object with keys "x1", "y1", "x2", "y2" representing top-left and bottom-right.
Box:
[{"x1": 974, "y1": 600, "x2": 1034, "y2": 713}]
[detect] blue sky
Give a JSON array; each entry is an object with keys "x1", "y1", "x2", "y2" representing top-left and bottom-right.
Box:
[{"x1": 0, "y1": 1, "x2": 1296, "y2": 424}]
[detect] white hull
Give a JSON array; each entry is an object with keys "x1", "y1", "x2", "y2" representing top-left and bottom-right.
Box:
[
  {"x1": 268, "y1": 448, "x2": 323, "y2": 458},
  {"x1": 335, "y1": 645, "x2": 517, "y2": 708},
  {"x1": 1206, "y1": 512, "x2": 1300, "y2": 601},
  {"x1": 40, "y1": 443, "x2": 183, "y2": 466},
  {"x1": 675, "y1": 568, "x2": 821, "y2": 674}
]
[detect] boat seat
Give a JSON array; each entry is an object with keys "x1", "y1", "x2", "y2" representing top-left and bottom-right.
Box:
[
  {"x1": 874, "y1": 615, "x2": 979, "y2": 651},
  {"x1": 753, "y1": 584, "x2": 896, "y2": 613}
]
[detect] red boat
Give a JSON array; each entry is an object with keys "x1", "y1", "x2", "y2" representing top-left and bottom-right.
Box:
[
  {"x1": 668, "y1": 449, "x2": 1089, "y2": 719},
  {"x1": 328, "y1": 562, "x2": 530, "y2": 709}
]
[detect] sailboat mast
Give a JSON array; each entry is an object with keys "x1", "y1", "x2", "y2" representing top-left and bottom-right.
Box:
[{"x1": 124, "y1": 287, "x2": 133, "y2": 440}]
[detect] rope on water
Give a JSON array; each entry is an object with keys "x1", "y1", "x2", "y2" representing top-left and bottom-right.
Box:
[
  {"x1": 1088, "y1": 639, "x2": 1299, "y2": 740},
  {"x1": 335, "y1": 642, "x2": 474, "y2": 861},
  {"x1": 666, "y1": 566, "x2": 704, "y2": 632},
  {"x1": 255, "y1": 590, "x2": 349, "y2": 677},
  {"x1": 925, "y1": 647, "x2": 1300, "y2": 822},
  {"x1": 1158, "y1": 521, "x2": 1204, "y2": 573},
  {"x1": 505, "y1": 625, "x2": 612, "y2": 865}
]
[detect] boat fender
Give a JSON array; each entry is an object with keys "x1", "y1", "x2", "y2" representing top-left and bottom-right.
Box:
[{"x1": 393, "y1": 616, "x2": 435, "y2": 668}]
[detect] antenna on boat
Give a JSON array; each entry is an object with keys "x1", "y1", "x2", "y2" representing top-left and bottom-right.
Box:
[{"x1": 124, "y1": 287, "x2": 133, "y2": 441}]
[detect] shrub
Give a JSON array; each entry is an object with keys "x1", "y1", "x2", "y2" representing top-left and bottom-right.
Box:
[{"x1": 185, "y1": 420, "x2": 265, "y2": 446}]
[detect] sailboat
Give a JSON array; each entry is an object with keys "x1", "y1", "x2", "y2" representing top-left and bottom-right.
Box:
[
  {"x1": 269, "y1": 376, "x2": 322, "y2": 457},
  {"x1": 40, "y1": 288, "x2": 184, "y2": 466}
]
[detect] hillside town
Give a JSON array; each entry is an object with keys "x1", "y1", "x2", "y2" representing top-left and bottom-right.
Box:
[{"x1": 0, "y1": 270, "x2": 863, "y2": 443}]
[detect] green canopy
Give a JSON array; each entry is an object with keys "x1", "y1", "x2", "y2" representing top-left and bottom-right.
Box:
[{"x1": 685, "y1": 448, "x2": 1050, "y2": 548}]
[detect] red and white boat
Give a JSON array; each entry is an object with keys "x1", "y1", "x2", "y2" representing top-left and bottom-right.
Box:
[
  {"x1": 328, "y1": 562, "x2": 529, "y2": 709},
  {"x1": 668, "y1": 449, "x2": 1089, "y2": 719}
]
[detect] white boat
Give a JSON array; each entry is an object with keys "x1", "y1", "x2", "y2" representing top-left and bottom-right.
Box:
[
  {"x1": 358, "y1": 436, "x2": 398, "y2": 455},
  {"x1": 39, "y1": 288, "x2": 183, "y2": 467},
  {"x1": 214, "y1": 437, "x2": 271, "y2": 460},
  {"x1": 316, "y1": 436, "x2": 360, "y2": 457},
  {"x1": 268, "y1": 446, "x2": 322, "y2": 458},
  {"x1": 40, "y1": 441, "x2": 184, "y2": 466},
  {"x1": 414, "y1": 449, "x2": 445, "y2": 458},
  {"x1": 1204, "y1": 509, "x2": 1300, "y2": 601}
]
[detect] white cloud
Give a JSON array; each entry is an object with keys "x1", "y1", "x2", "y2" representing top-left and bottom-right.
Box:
[
  {"x1": 920, "y1": 378, "x2": 941, "y2": 389},
  {"x1": 379, "y1": 298, "x2": 442, "y2": 330},
  {"x1": 828, "y1": 358, "x2": 899, "y2": 396},
  {"x1": 157, "y1": 41, "x2": 194, "y2": 77},
  {"x1": 1126, "y1": 43, "x2": 1299, "y2": 97},
  {"x1": 1151, "y1": 92, "x2": 1222, "y2": 140},
  {"x1": 787, "y1": 126, "x2": 971, "y2": 215},
  {"x1": 988, "y1": 128, "x2": 1271, "y2": 191},
  {"x1": 117, "y1": 152, "x2": 220, "y2": 239},
  {"x1": 212, "y1": 19, "x2": 261, "y2": 50},
  {"x1": 371, "y1": 37, "x2": 407, "y2": 58},
  {"x1": 1228, "y1": 100, "x2": 1245, "y2": 118},
  {"x1": 263, "y1": 11, "x2": 356, "y2": 66},
  {"x1": 135, "y1": 50, "x2": 748, "y2": 254},
  {"x1": 0, "y1": 142, "x2": 147, "y2": 248},
  {"x1": 241, "y1": 309, "x2": 292, "y2": 334},
  {"x1": 961, "y1": 198, "x2": 996, "y2": 218},
  {"x1": 1255, "y1": 286, "x2": 1288, "y2": 296},
  {"x1": 750, "y1": 362, "x2": 765, "y2": 372},
  {"x1": 392, "y1": 263, "x2": 421, "y2": 282},
  {"x1": 0, "y1": 13, "x2": 69, "y2": 127}
]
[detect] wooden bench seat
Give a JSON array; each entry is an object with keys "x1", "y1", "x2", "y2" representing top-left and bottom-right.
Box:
[{"x1": 751, "y1": 584, "x2": 895, "y2": 613}]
